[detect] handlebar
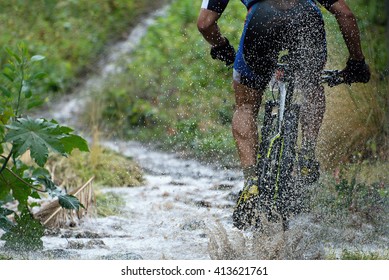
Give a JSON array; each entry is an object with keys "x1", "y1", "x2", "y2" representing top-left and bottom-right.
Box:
[
  {"x1": 275, "y1": 64, "x2": 345, "y2": 87},
  {"x1": 321, "y1": 70, "x2": 344, "y2": 87}
]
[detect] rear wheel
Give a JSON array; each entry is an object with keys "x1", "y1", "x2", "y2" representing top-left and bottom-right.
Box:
[
  {"x1": 257, "y1": 100, "x2": 282, "y2": 222},
  {"x1": 277, "y1": 104, "x2": 300, "y2": 226}
]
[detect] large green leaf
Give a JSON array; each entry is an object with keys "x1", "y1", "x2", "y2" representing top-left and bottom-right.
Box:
[
  {"x1": 61, "y1": 134, "x2": 89, "y2": 154},
  {"x1": 0, "y1": 167, "x2": 32, "y2": 210},
  {"x1": 58, "y1": 194, "x2": 85, "y2": 210},
  {"x1": 5, "y1": 117, "x2": 89, "y2": 166}
]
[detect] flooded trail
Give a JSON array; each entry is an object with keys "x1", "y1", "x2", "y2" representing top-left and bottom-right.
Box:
[{"x1": 41, "y1": 139, "x2": 243, "y2": 260}]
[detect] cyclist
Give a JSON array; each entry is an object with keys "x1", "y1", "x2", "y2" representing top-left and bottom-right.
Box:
[{"x1": 197, "y1": 0, "x2": 370, "y2": 229}]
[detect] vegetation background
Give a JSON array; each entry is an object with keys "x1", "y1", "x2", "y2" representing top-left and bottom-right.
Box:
[{"x1": 0, "y1": 0, "x2": 386, "y2": 167}]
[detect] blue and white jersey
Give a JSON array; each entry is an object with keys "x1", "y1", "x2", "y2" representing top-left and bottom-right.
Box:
[{"x1": 201, "y1": 0, "x2": 339, "y2": 13}]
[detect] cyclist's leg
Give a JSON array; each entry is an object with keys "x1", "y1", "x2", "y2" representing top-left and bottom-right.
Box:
[
  {"x1": 232, "y1": 2, "x2": 279, "y2": 230},
  {"x1": 231, "y1": 81, "x2": 262, "y2": 170},
  {"x1": 300, "y1": 85, "x2": 325, "y2": 158},
  {"x1": 231, "y1": 2, "x2": 275, "y2": 180},
  {"x1": 290, "y1": 0, "x2": 327, "y2": 181}
]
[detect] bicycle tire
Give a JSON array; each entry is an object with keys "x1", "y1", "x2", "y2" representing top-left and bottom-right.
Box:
[
  {"x1": 276, "y1": 104, "x2": 300, "y2": 224},
  {"x1": 257, "y1": 102, "x2": 300, "y2": 226},
  {"x1": 257, "y1": 100, "x2": 282, "y2": 221}
]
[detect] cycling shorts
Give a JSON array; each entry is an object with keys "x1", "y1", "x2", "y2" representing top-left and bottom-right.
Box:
[{"x1": 233, "y1": 0, "x2": 327, "y2": 90}]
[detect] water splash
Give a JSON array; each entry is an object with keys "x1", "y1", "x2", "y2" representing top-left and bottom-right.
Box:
[{"x1": 10, "y1": 2, "x2": 387, "y2": 260}]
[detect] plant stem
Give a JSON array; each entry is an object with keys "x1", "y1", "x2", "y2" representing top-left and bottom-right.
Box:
[
  {"x1": 15, "y1": 62, "x2": 25, "y2": 117},
  {"x1": 4, "y1": 167, "x2": 46, "y2": 193},
  {"x1": 0, "y1": 150, "x2": 13, "y2": 174}
]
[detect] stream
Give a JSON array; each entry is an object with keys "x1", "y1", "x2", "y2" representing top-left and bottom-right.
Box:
[{"x1": 1, "y1": 5, "x2": 388, "y2": 260}]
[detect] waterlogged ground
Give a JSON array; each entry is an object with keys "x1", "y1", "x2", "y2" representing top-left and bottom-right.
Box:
[
  {"x1": 1, "y1": 5, "x2": 388, "y2": 260},
  {"x1": 2, "y1": 139, "x2": 387, "y2": 260},
  {"x1": 36, "y1": 140, "x2": 243, "y2": 260}
]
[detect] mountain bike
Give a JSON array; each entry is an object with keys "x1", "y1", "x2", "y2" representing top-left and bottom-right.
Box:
[{"x1": 234, "y1": 55, "x2": 344, "y2": 230}]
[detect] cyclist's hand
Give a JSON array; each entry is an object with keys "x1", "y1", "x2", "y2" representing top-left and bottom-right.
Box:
[
  {"x1": 341, "y1": 58, "x2": 371, "y2": 84},
  {"x1": 210, "y1": 37, "x2": 236, "y2": 66}
]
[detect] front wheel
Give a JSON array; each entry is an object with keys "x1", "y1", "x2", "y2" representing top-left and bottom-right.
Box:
[{"x1": 277, "y1": 104, "x2": 300, "y2": 223}]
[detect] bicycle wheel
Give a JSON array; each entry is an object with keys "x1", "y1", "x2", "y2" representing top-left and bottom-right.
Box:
[
  {"x1": 276, "y1": 104, "x2": 300, "y2": 225},
  {"x1": 257, "y1": 103, "x2": 300, "y2": 228},
  {"x1": 257, "y1": 100, "x2": 282, "y2": 222}
]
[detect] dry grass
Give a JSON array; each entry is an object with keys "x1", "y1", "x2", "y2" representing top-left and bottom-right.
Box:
[
  {"x1": 317, "y1": 78, "x2": 386, "y2": 169},
  {"x1": 207, "y1": 217, "x2": 325, "y2": 260},
  {"x1": 45, "y1": 140, "x2": 144, "y2": 189}
]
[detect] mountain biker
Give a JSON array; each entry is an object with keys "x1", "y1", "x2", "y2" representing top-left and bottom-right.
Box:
[{"x1": 197, "y1": 0, "x2": 370, "y2": 229}]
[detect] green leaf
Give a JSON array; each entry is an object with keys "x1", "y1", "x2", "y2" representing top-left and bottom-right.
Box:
[
  {"x1": 34, "y1": 175, "x2": 62, "y2": 196},
  {"x1": 58, "y1": 194, "x2": 85, "y2": 210},
  {"x1": 0, "y1": 107, "x2": 14, "y2": 125},
  {"x1": 0, "y1": 207, "x2": 14, "y2": 216},
  {"x1": 5, "y1": 117, "x2": 88, "y2": 166},
  {"x1": 61, "y1": 134, "x2": 89, "y2": 153},
  {"x1": 31, "y1": 72, "x2": 47, "y2": 80},
  {"x1": 0, "y1": 85, "x2": 12, "y2": 97},
  {"x1": 2, "y1": 67, "x2": 15, "y2": 82},
  {"x1": 30, "y1": 55, "x2": 45, "y2": 62},
  {"x1": 0, "y1": 167, "x2": 33, "y2": 210},
  {"x1": 27, "y1": 98, "x2": 45, "y2": 110},
  {"x1": 31, "y1": 167, "x2": 51, "y2": 178},
  {"x1": 22, "y1": 81, "x2": 32, "y2": 98},
  {"x1": 5, "y1": 47, "x2": 22, "y2": 64}
]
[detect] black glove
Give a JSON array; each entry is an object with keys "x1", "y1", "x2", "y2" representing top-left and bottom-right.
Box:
[
  {"x1": 210, "y1": 38, "x2": 236, "y2": 66},
  {"x1": 341, "y1": 58, "x2": 371, "y2": 84}
]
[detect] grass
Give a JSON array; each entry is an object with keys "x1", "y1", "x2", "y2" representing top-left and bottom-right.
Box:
[
  {"x1": 317, "y1": 3, "x2": 388, "y2": 168},
  {"x1": 326, "y1": 249, "x2": 389, "y2": 260},
  {"x1": 95, "y1": 191, "x2": 126, "y2": 217},
  {"x1": 0, "y1": 0, "x2": 168, "y2": 99},
  {"x1": 45, "y1": 144, "x2": 144, "y2": 189}
]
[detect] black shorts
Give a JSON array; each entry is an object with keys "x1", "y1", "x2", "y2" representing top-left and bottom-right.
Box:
[{"x1": 233, "y1": 0, "x2": 327, "y2": 90}]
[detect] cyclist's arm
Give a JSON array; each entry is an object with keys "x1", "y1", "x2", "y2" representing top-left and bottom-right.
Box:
[
  {"x1": 197, "y1": 0, "x2": 230, "y2": 47},
  {"x1": 197, "y1": 9, "x2": 227, "y2": 47},
  {"x1": 327, "y1": 0, "x2": 365, "y2": 60}
]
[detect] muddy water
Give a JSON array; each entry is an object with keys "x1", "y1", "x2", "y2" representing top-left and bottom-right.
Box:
[
  {"x1": 1, "y1": 5, "x2": 387, "y2": 260},
  {"x1": 40, "y1": 139, "x2": 244, "y2": 260}
]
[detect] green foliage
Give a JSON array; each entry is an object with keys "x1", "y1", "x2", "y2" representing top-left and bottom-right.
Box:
[
  {"x1": 334, "y1": 178, "x2": 388, "y2": 217},
  {"x1": 1, "y1": 209, "x2": 45, "y2": 252},
  {"x1": 0, "y1": 44, "x2": 47, "y2": 120},
  {"x1": 350, "y1": 0, "x2": 387, "y2": 73},
  {"x1": 0, "y1": 46, "x2": 89, "y2": 251},
  {"x1": 0, "y1": 0, "x2": 158, "y2": 96},
  {"x1": 101, "y1": 88, "x2": 159, "y2": 127},
  {"x1": 5, "y1": 117, "x2": 88, "y2": 167},
  {"x1": 340, "y1": 249, "x2": 387, "y2": 260}
]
